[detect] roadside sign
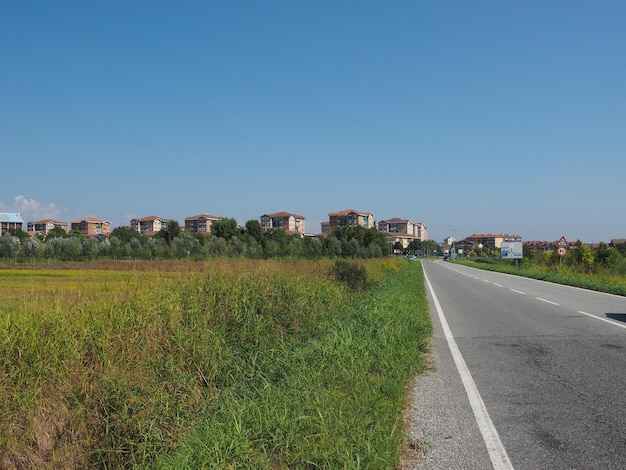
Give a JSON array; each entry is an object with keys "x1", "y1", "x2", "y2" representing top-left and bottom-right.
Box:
[
  {"x1": 557, "y1": 236, "x2": 567, "y2": 247},
  {"x1": 557, "y1": 246, "x2": 567, "y2": 256},
  {"x1": 501, "y1": 241, "x2": 523, "y2": 259}
]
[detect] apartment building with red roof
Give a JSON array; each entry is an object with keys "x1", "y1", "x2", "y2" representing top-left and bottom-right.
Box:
[
  {"x1": 323, "y1": 209, "x2": 375, "y2": 235},
  {"x1": 260, "y1": 212, "x2": 306, "y2": 235},
  {"x1": 185, "y1": 213, "x2": 222, "y2": 235},
  {"x1": 378, "y1": 217, "x2": 428, "y2": 249},
  {"x1": 71, "y1": 217, "x2": 111, "y2": 238},
  {"x1": 130, "y1": 216, "x2": 171, "y2": 236},
  {"x1": 464, "y1": 233, "x2": 522, "y2": 249},
  {"x1": 27, "y1": 219, "x2": 69, "y2": 236}
]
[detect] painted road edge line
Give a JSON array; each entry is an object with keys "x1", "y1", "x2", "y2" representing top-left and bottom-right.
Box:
[
  {"x1": 423, "y1": 269, "x2": 514, "y2": 470},
  {"x1": 578, "y1": 311, "x2": 626, "y2": 329}
]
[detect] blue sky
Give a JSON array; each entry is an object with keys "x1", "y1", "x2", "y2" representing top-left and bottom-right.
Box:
[{"x1": 2, "y1": 1, "x2": 625, "y2": 244}]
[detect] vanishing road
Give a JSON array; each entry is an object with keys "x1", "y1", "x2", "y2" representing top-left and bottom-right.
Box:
[{"x1": 405, "y1": 260, "x2": 626, "y2": 470}]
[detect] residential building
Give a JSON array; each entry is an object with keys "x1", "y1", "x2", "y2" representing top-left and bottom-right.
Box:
[
  {"x1": 320, "y1": 222, "x2": 330, "y2": 236},
  {"x1": 523, "y1": 240, "x2": 577, "y2": 251},
  {"x1": 464, "y1": 233, "x2": 522, "y2": 250},
  {"x1": 0, "y1": 213, "x2": 24, "y2": 236},
  {"x1": 378, "y1": 218, "x2": 428, "y2": 249},
  {"x1": 260, "y1": 212, "x2": 306, "y2": 235},
  {"x1": 185, "y1": 213, "x2": 222, "y2": 234},
  {"x1": 325, "y1": 209, "x2": 375, "y2": 234},
  {"x1": 130, "y1": 216, "x2": 171, "y2": 236},
  {"x1": 70, "y1": 218, "x2": 111, "y2": 238},
  {"x1": 27, "y1": 219, "x2": 69, "y2": 236}
]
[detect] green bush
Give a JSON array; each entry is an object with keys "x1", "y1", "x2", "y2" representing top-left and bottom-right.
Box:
[{"x1": 330, "y1": 260, "x2": 369, "y2": 291}]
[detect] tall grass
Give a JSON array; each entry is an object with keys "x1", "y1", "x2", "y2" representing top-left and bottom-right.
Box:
[
  {"x1": 158, "y1": 259, "x2": 432, "y2": 469},
  {"x1": 0, "y1": 258, "x2": 431, "y2": 468}
]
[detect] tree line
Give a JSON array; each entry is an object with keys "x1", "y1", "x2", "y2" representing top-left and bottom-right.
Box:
[
  {"x1": 522, "y1": 240, "x2": 626, "y2": 275},
  {"x1": 0, "y1": 218, "x2": 438, "y2": 262}
]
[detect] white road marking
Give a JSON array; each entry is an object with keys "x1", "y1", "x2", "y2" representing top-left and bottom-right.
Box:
[
  {"x1": 536, "y1": 297, "x2": 559, "y2": 306},
  {"x1": 510, "y1": 289, "x2": 525, "y2": 295},
  {"x1": 578, "y1": 311, "x2": 626, "y2": 329},
  {"x1": 424, "y1": 269, "x2": 514, "y2": 470},
  {"x1": 494, "y1": 283, "x2": 504, "y2": 287}
]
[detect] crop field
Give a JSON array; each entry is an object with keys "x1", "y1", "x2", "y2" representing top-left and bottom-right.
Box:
[{"x1": 0, "y1": 258, "x2": 432, "y2": 469}]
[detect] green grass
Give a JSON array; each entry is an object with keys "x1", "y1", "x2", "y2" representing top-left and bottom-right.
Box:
[
  {"x1": 157, "y1": 260, "x2": 432, "y2": 469},
  {"x1": 457, "y1": 259, "x2": 626, "y2": 296},
  {"x1": 0, "y1": 259, "x2": 432, "y2": 468}
]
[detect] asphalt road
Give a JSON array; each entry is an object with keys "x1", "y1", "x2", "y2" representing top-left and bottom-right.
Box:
[{"x1": 404, "y1": 260, "x2": 626, "y2": 470}]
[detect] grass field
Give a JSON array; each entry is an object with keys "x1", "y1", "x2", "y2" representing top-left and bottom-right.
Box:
[{"x1": 0, "y1": 258, "x2": 432, "y2": 468}]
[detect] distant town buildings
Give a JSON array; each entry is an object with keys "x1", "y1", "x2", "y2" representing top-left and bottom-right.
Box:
[
  {"x1": 322, "y1": 209, "x2": 375, "y2": 235},
  {"x1": 185, "y1": 214, "x2": 222, "y2": 235},
  {"x1": 378, "y1": 218, "x2": 428, "y2": 249},
  {"x1": 71, "y1": 218, "x2": 111, "y2": 238},
  {"x1": 130, "y1": 216, "x2": 171, "y2": 236},
  {"x1": 260, "y1": 212, "x2": 306, "y2": 235},
  {"x1": 19, "y1": 211, "x2": 625, "y2": 253},
  {"x1": 523, "y1": 239, "x2": 576, "y2": 251},
  {"x1": 464, "y1": 233, "x2": 522, "y2": 250},
  {"x1": 0, "y1": 213, "x2": 24, "y2": 236},
  {"x1": 27, "y1": 219, "x2": 69, "y2": 236}
]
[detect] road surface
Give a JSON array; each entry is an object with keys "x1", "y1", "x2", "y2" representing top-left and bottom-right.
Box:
[{"x1": 404, "y1": 260, "x2": 626, "y2": 470}]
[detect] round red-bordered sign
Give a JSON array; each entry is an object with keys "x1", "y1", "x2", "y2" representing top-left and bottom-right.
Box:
[{"x1": 557, "y1": 247, "x2": 567, "y2": 256}]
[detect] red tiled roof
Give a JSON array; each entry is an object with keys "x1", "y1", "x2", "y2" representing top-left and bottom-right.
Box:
[
  {"x1": 263, "y1": 212, "x2": 305, "y2": 219},
  {"x1": 28, "y1": 219, "x2": 67, "y2": 225},
  {"x1": 134, "y1": 215, "x2": 168, "y2": 222},
  {"x1": 328, "y1": 209, "x2": 373, "y2": 216},
  {"x1": 466, "y1": 233, "x2": 521, "y2": 239},
  {"x1": 185, "y1": 214, "x2": 221, "y2": 220},
  {"x1": 72, "y1": 217, "x2": 110, "y2": 223}
]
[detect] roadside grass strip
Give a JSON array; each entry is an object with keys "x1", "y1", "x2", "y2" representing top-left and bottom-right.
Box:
[
  {"x1": 1, "y1": 259, "x2": 432, "y2": 468},
  {"x1": 457, "y1": 260, "x2": 626, "y2": 297},
  {"x1": 158, "y1": 261, "x2": 432, "y2": 469}
]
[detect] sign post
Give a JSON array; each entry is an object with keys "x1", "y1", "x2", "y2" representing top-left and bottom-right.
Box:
[{"x1": 557, "y1": 236, "x2": 567, "y2": 269}]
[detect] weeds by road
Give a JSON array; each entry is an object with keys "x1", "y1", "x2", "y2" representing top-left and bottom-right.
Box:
[{"x1": 1, "y1": 258, "x2": 432, "y2": 468}]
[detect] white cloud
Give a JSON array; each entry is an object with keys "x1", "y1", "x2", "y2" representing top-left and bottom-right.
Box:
[{"x1": 0, "y1": 195, "x2": 65, "y2": 222}]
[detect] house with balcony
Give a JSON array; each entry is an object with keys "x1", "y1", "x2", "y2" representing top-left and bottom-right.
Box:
[
  {"x1": 130, "y1": 216, "x2": 172, "y2": 236},
  {"x1": 0, "y1": 213, "x2": 24, "y2": 236},
  {"x1": 260, "y1": 212, "x2": 306, "y2": 235},
  {"x1": 70, "y1": 218, "x2": 111, "y2": 238},
  {"x1": 27, "y1": 219, "x2": 69, "y2": 236},
  {"x1": 323, "y1": 209, "x2": 375, "y2": 235},
  {"x1": 378, "y1": 218, "x2": 428, "y2": 249},
  {"x1": 185, "y1": 213, "x2": 222, "y2": 234}
]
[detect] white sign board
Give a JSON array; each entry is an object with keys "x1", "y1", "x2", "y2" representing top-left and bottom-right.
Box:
[{"x1": 501, "y1": 241, "x2": 523, "y2": 259}]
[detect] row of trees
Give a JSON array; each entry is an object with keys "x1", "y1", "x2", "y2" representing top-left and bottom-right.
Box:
[
  {"x1": 0, "y1": 218, "x2": 418, "y2": 262},
  {"x1": 523, "y1": 240, "x2": 626, "y2": 275}
]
